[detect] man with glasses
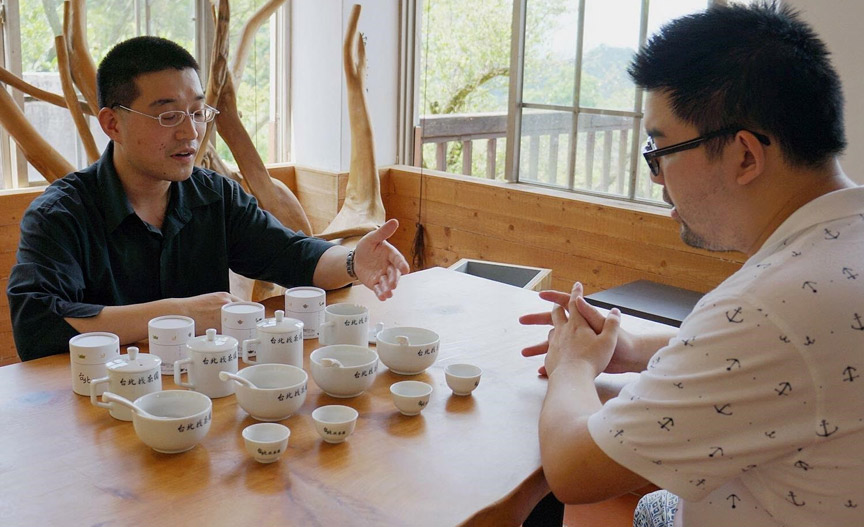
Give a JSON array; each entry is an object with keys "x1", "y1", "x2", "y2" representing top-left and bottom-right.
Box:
[
  {"x1": 7, "y1": 36, "x2": 409, "y2": 361},
  {"x1": 522, "y1": 3, "x2": 862, "y2": 526}
]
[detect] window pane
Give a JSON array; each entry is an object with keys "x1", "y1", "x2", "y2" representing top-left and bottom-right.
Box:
[
  {"x1": 522, "y1": 0, "x2": 576, "y2": 107},
  {"x1": 517, "y1": 109, "x2": 575, "y2": 187},
  {"x1": 579, "y1": 0, "x2": 641, "y2": 112},
  {"x1": 419, "y1": 0, "x2": 511, "y2": 178}
]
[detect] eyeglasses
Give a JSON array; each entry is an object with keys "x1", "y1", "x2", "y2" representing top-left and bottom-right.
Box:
[
  {"x1": 642, "y1": 127, "x2": 771, "y2": 176},
  {"x1": 114, "y1": 104, "x2": 220, "y2": 127}
]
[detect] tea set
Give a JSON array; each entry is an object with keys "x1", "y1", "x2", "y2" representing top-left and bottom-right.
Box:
[{"x1": 75, "y1": 286, "x2": 482, "y2": 462}]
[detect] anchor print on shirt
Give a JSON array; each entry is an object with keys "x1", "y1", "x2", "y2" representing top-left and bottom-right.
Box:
[
  {"x1": 714, "y1": 403, "x2": 733, "y2": 416},
  {"x1": 726, "y1": 307, "x2": 744, "y2": 323},
  {"x1": 852, "y1": 313, "x2": 864, "y2": 331},
  {"x1": 775, "y1": 382, "x2": 792, "y2": 396},
  {"x1": 824, "y1": 227, "x2": 840, "y2": 240},
  {"x1": 816, "y1": 419, "x2": 839, "y2": 438},
  {"x1": 844, "y1": 366, "x2": 859, "y2": 382},
  {"x1": 787, "y1": 491, "x2": 806, "y2": 507},
  {"x1": 726, "y1": 358, "x2": 741, "y2": 371},
  {"x1": 802, "y1": 281, "x2": 818, "y2": 293},
  {"x1": 709, "y1": 446, "x2": 724, "y2": 458},
  {"x1": 843, "y1": 267, "x2": 859, "y2": 280},
  {"x1": 727, "y1": 494, "x2": 741, "y2": 509}
]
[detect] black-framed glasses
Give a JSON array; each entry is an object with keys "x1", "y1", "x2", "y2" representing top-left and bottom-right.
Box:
[
  {"x1": 114, "y1": 104, "x2": 220, "y2": 127},
  {"x1": 642, "y1": 127, "x2": 771, "y2": 176}
]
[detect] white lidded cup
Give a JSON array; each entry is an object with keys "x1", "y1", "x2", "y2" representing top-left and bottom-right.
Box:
[
  {"x1": 90, "y1": 346, "x2": 162, "y2": 421},
  {"x1": 148, "y1": 315, "x2": 195, "y2": 375},
  {"x1": 221, "y1": 301, "x2": 265, "y2": 345},
  {"x1": 69, "y1": 332, "x2": 120, "y2": 396},
  {"x1": 318, "y1": 303, "x2": 369, "y2": 347},
  {"x1": 242, "y1": 310, "x2": 304, "y2": 367},
  {"x1": 284, "y1": 286, "x2": 326, "y2": 339},
  {"x1": 174, "y1": 328, "x2": 238, "y2": 399}
]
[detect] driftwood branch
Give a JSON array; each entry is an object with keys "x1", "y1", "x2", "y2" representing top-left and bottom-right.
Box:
[
  {"x1": 55, "y1": 34, "x2": 100, "y2": 164},
  {"x1": 195, "y1": 0, "x2": 230, "y2": 167},
  {"x1": 321, "y1": 3, "x2": 385, "y2": 235},
  {"x1": 231, "y1": 0, "x2": 287, "y2": 81},
  {"x1": 0, "y1": 85, "x2": 75, "y2": 182},
  {"x1": 66, "y1": 0, "x2": 99, "y2": 115},
  {"x1": 0, "y1": 65, "x2": 93, "y2": 114}
]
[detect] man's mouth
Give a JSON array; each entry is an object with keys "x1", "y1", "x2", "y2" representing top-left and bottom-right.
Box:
[{"x1": 171, "y1": 148, "x2": 197, "y2": 160}]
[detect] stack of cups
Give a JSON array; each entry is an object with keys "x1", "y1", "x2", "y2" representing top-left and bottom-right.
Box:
[
  {"x1": 149, "y1": 315, "x2": 195, "y2": 375},
  {"x1": 284, "y1": 287, "x2": 326, "y2": 340},
  {"x1": 69, "y1": 332, "x2": 120, "y2": 396}
]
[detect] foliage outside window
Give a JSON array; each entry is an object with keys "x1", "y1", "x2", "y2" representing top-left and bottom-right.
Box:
[
  {"x1": 3, "y1": 0, "x2": 278, "y2": 189},
  {"x1": 420, "y1": 0, "x2": 713, "y2": 205}
]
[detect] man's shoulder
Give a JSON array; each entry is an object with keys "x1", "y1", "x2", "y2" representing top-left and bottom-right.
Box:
[{"x1": 26, "y1": 168, "x2": 99, "y2": 218}]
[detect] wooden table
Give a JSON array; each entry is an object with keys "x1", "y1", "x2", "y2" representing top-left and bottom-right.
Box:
[{"x1": 0, "y1": 267, "x2": 659, "y2": 526}]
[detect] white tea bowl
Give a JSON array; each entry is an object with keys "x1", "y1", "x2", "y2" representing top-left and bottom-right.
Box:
[
  {"x1": 311, "y1": 405, "x2": 359, "y2": 444},
  {"x1": 242, "y1": 423, "x2": 291, "y2": 463},
  {"x1": 309, "y1": 345, "x2": 379, "y2": 398},
  {"x1": 102, "y1": 390, "x2": 212, "y2": 453},
  {"x1": 390, "y1": 381, "x2": 433, "y2": 416},
  {"x1": 224, "y1": 364, "x2": 308, "y2": 421},
  {"x1": 376, "y1": 327, "x2": 440, "y2": 375},
  {"x1": 444, "y1": 364, "x2": 483, "y2": 396}
]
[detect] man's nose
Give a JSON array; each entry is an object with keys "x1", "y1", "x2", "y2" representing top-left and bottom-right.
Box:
[{"x1": 175, "y1": 114, "x2": 200, "y2": 139}]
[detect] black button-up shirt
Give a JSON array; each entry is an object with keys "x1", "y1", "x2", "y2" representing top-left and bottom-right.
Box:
[{"x1": 7, "y1": 143, "x2": 333, "y2": 361}]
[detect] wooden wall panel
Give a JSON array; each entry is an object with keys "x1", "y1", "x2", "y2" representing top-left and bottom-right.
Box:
[
  {"x1": 0, "y1": 188, "x2": 42, "y2": 367},
  {"x1": 382, "y1": 167, "x2": 745, "y2": 296}
]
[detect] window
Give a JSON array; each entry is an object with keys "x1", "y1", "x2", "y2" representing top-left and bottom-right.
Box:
[
  {"x1": 0, "y1": 0, "x2": 286, "y2": 189},
  {"x1": 419, "y1": 0, "x2": 715, "y2": 205}
]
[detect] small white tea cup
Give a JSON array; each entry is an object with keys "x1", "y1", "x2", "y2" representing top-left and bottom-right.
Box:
[
  {"x1": 390, "y1": 381, "x2": 433, "y2": 416},
  {"x1": 318, "y1": 303, "x2": 369, "y2": 346},
  {"x1": 243, "y1": 423, "x2": 291, "y2": 464},
  {"x1": 312, "y1": 405, "x2": 359, "y2": 444},
  {"x1": 445, "y1": 364, "x2": 482, "y2": 396}
]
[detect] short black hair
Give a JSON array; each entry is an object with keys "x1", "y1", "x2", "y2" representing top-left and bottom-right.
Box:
[
  {"x1": 96, "y1": 36, "x2": 200, "y2": 109},
  {"x1": 629, "y1": 1, "x2": 845, "y2": 168}
]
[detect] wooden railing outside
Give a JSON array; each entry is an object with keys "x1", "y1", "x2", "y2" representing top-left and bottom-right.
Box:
[{"x1": 420, "y1": 111, "x2": 657, "y2": 199}]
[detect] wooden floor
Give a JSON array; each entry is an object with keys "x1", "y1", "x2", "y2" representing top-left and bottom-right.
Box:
[{"x1": 563, "y1": 494, "x2": 640, "y2": 527}]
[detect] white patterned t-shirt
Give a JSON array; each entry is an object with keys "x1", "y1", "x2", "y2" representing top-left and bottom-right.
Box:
[{"x1": 588, "y1": 186, "x2": 864, "y2": 527}]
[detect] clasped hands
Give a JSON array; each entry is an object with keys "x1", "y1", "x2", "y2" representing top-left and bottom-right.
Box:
[
  {"x1": 352, "y1": 219, "x2": 411, "y2": 301},
  {"x1": 520, "y1": 282, "x2": 623, "y2": 378}
]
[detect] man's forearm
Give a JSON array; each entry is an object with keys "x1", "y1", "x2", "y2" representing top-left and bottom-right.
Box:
[
  {"x1": 65, "y1": 299, "x2": 182, "y2": 345},
  {"x1": 312, "y1": 245, "x2": 353, "y2": 290}
]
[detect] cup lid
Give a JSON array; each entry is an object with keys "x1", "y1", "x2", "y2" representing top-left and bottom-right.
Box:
[
  {"x1": 187, "y1": 328, "x2": 238, "y2": 352},
  {"x1": 257, "y1": 310, "x2": 304, "y2": 334},
  {"x1": 69, "y1": 332, "x2": 120, "y2": 364},
  {"x1": 106, "y1": 346, "x2": 162, "y2": 373}
]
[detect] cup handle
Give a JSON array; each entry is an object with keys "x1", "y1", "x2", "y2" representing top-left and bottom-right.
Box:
[
  {"x1": 319, "y1": 321, "x2": 334, "y2": 345},
  {"x1": 174, "y1": 357, "x2": 194, "y2": 389},
  {"x1": 90, "y1": 376, "x2": 111, "y2": 409},
  {"x1": 242, "y1": 338, "x2": 260, "y2": 364}
]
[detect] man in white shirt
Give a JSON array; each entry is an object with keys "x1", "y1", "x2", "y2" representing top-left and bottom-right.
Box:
[{"x1": 521, "y1": 3, "x2": 864, "y2": 526}]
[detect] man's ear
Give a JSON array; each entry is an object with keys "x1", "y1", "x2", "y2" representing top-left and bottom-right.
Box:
[
  {"x1": 735, "y1": 131, "x2": 768, "y2": 186},
  {"x1": 98, "y1": 107, "x2": 122, "y2": 143}
]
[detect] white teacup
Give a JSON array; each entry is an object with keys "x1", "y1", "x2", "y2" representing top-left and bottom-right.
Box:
[
  {"x1": 102, "y1": 390, "x2": 212, "y2": 454},
  {"x1": 69, "y1": 332, "x2": 120, "y2": 396},
  {"x1": 148, "y1": 315, "x2": 195, "y2": 375},
  {"x1": 312, "y1": 405, "x2": 359, "y2": 444},
  {"x1": 310, "y1": 345, "x2": 379, "y2": 398},
  {"x1": 390, "y1": 381, "x2": 433, "y2": 416},
  {"x1": 243, "y1": 423, "x2": 291, "y2": 464},
  {"x1": 376, "y1": 327, "x2": 440, "y2": 375},
  {"x1": 284, "y1": 286, "x2": 326, "y2": 339},
  {"x1": 91, "y1": 346, "x2": 162, "y2": 421},
  {"x1": 445, "y1": 363, "x2": 482, "y2": 396},
  {"x1": 242, "y1": 310, "x2": 304, "y2": 367},
  {"x1": 318, "y1": 303, "x2": 369, "y2": 346},
  {"x1": 174, "y1": 329, "x2": 238, "y2": 399},
  {"x1": 221, "y1": 301, "x2": 265, "y2": 345},
  {"x1": 223, "y1": 364, "x2": 308, "y2": 421}
]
